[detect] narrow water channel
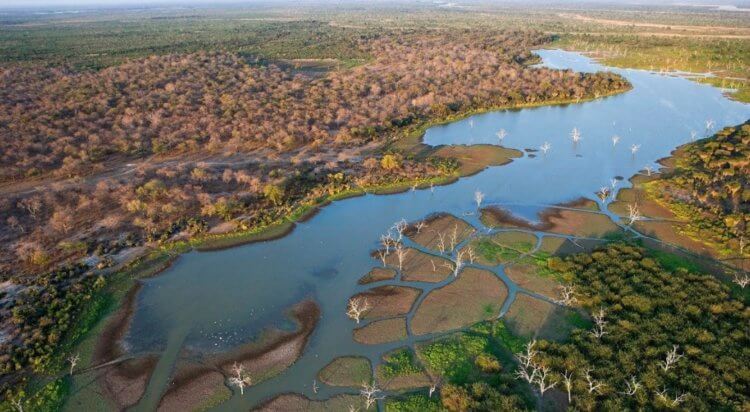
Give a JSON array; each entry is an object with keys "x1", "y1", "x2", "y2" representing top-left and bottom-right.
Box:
[{"x1": 124, "y1": 49, "x2": 750, "y2": 410}]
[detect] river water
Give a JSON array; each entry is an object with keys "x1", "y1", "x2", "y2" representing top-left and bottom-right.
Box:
[{"x1": 124, "y1": 50, "x2": 750, "y2": 410}]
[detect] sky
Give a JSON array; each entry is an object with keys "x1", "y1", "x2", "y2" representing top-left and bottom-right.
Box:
[{"x1": 1, "y1": 0, "x2": 747, "y2": 10}]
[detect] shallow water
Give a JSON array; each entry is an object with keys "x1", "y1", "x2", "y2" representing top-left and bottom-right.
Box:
[{"x1": 125, "y1": 50, "x2": 750, "y2": 410}]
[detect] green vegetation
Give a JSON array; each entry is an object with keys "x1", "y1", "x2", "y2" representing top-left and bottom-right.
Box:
[
  {"x1": 538, "y1": 243, "x2": 748, "y2": 410},
  {"x1": 409, "y1": 322, "x2": 532, "y2": 410},
  {"x1": 556, "y1": 35, "x2": 750, "y2": 102},
  {"x1": 649, "y1": 121, "x2": 749, "y2": 257},
  {"x1": 380, "y1": 348, "x2": 423, "y2": 380}
]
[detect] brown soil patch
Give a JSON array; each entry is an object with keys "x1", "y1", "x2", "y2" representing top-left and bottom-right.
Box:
[
  {"x1": 538, "y1": 236, "x2": 607, "y2": 256},
  {"x1": 317, "y1": 356, "x2": 372, "y2": 387},
  {"x1": 480, "y1": 206, "x2": 620, "y2": 238},
  {"x1": 505, "y1": 264, "x2": 560, "y2": 300},
  {"x1": 92, "y1": 283, "x2": 158, "y2": 411},
  {"x1": 411, "y1": 267, "x2": 508, "y2": 335},
  {"x1": 503, "y1": 294, "x2": 576, "y2": 341},
  {"x1": 358, "y1": 267, "x2": 397, "y2": 284},
  {"x1": 608, "y1": 187, "x2": 677, "y2": 220},
  {"x1": 158, "y1": 300, "x2": 321, "y2": 410},
  {"x1": 354, "y1": 286, "x2": 422, "y2": 319},
  {"x1": 255, "y1": 393, "x2": 365, "y2": 411},
  {"x1": 353, "y1": 317, "x2": 407, "y2": 345},
  {"x1": 406, "y1": 213, "x2": 475, "y2": 250},
  {"x1": 557, "y1": 197, "x2": 599, "y2": 211},
  {"x1": 157, "y1": 361, "x2": 229, "y2": 412},
  {"x1": 634, "y1": 221, "x2": 716, "y2": 257},
  {"x1": 386, "y1": 248, "x2": 453, "y2": 282},
  {"x1": 432, "y1": 144, "x2": 522, "y2": 176}
]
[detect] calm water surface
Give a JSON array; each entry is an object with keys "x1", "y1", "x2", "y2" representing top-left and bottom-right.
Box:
[{"x1": 126, "y1": 50, "x2": 750, "y2": 410}]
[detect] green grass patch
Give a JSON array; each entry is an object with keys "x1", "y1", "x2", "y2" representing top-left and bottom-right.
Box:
[{"x1": 380, "y1": 348, "x2": 423, "y2": 380}]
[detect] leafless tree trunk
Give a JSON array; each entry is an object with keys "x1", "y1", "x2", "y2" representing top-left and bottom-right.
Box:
[
  {"x1": 659, "y1": 345, "x2": 684, "y2": 371},
  {"x1": 68, "y1": 353, "x2": 80, "y2": 375},
  {"x1": 627, "y1": 203, "x2": 642, "y2": 226},
  {"x1": 733, "y1": 272, "x2": 749, "y2": 289},
  {"x1": 229, "y1": 362, "x2": 252, "y2": 395},
  {"x1": 395, "y1": 245, "x2": 408, "y2": 271},
  {"x1": 620, "y1": 376, "x2": 641, "y2": 396},
  {"x1": 585, "y1": 368, "x2": 604, "y2": 394},
  {"x1": 347, "y1": 297, "x2": 370, "y2": 323},
  {"x1": 562, "y1": 369, "x2": 573, "y2": 403},
  {"x1": 360, "y1": 382, "x2": 384, "y2": 410},
  {"x1": 415, "y1": 221, "x2": 426, "y2": 234},
  {"x1": 591, "y1": 308, "x2": 608, "y2": 338},
  {"x1": 474, "y1": 190, "x2": 485, "y2": 208},
  {"x1": 554, "y1": 285, "x2": 577, "y2": 306}
]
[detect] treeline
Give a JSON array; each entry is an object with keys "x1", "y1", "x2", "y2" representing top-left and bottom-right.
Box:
[
  {"x1": 655, "y1": 121, "x2": 749, "y2": 252},
  {"x1": 0, "y1": 30, "x2": 627, "y2": 182},
  {"x1": 538, "y1": 243, "x2": 748, "y2": 410}
]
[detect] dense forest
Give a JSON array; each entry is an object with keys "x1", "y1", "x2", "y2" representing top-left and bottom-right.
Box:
[
  {"x1": 653, "y1": 122, "x2": 750, "y2": 253},
  {"x1": 538, "y1": 243, "x2": 749, "y2": 410}
]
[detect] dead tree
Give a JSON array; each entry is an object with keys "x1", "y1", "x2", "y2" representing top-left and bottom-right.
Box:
[
  {"x1": 656, "y1": 388, "x2": 689, "y2": 407},
  {"x1": 585, "y1": 368, "x2": 604, "y2": 394},
  {"x1": 360, "y1": 383, "x2": 385, "y2": 410},
  {"x1": 514, "y1": 340, "x2": 539, "y2": 384},
  {"x1": 466, "y1": 247, "x2": 476, "y2": 264},
  {"x1": 536, "y1": 366, "x2": 557, "y2": 396},
  {"x1": 474, "y1": 190, "x2": 485, "y2": 208},
  {"x1": 229, "y1": 362, "x2": 252, "y2": 395},
  {"x1": 347, "y1": 297, "x2": 370, "y2": 323},
  {"x1": 733, "y1": 272, "x2": 750, "y2": 289},
  {"x1": 591, "y1": 308, "x2": 608, "y2": 338},
  {"x1": 415, "y1": 221, "x2": 426, "y2": 234},
  {"x1": 627, "y1": 203, "x2": 642, "y2": 226},
  {"x1": 68, "y1": 353, "x2": 80, "y2": 375},
  {"x1": 562, "y1": 369, "x2": 573, "y2": 403},
  {"x1": 380, "y1": 234, "x2": 394, "y2": 254},
  {"x1": 612, "y1": 135, "x2": 620, "y2": 146},
  {"x1": 554, "y1": 285, "x2": 577, "y2": 306},
  {"x1": 452, "y1": 249, "x2": 465, "y2": 277},
  {"x1": 392, "y1": 219, "x2": 408, "y2": 242},
  {"x1": 395, "y1": 245, "x2": 408, "y2": 271},
  {"x1": 449, "y1": 224, "x2": 459, "y2": 250},
  {"x1": 598, "y1": 186, "x2": 610, "y2": 201},
  {"x1": 620, "y1": 376, "x2": 642, "y2": 396},
  {"x1": 312, "y1": 379, "x2": 319, "y2": 394},
  {"x1": 630, "y1": 144, "x2": 641, "y2": 156},
  {"x1": 437, "y1": 232, "x2": 447, "y2": 253},
  {"x1": 10, "y1": 398, "x2": 23, "y2": 412},
  {"x1": 659, "y1": 345, "x2": 684, "y2": 372},
  {"x1": 377, "y1": 250, "x2": 388, "y2": 267}
]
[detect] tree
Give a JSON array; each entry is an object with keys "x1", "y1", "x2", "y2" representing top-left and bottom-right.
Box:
[
  {"x1": 347, "y1": 297, "x2": 370, "y2": 323},
  {"x1": 380, "y1": 154, "x2": 401, "y2": 170},
  {"x1": 360, "y1": 382, "x2": 384, "y2": 410},
  {"x1": 263, "y1": 184, "x2": 284, "y2": 206},
  {"x1": 68, "y1": 353, "x2": 80, "y2": 375},
  {"x1": 474, "y1": 190, "x2": 485, "y2": 208},
  {"x1": 228, "y1": 362, "x2": 252, "y2": 395},
  {"x1": 659, "y1": 345, "x2": 684, "y2": 372}
]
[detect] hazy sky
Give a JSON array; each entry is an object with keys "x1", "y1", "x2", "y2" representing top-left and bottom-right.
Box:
[{"x1": 1, "y1": 0, "x2": 746, "y2": 10}]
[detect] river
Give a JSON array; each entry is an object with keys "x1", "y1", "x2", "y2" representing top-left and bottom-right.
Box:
[{"x1": 121, "y1": 49, "x2": 750, "y2": 410}]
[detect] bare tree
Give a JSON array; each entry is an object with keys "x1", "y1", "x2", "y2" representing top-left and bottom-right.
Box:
[
  {"x1": 690, "y1": 130, "x2": 698, "y2": 141},
  {"x1": 360, "y1": 382, "x2": 384, "y2": 410},
  {"x1": 429, "y1": 376, "x2": 442, "y2": 398},
  {"x1": 620, "y1": 376, "x2": 642, "y2": 396},
  {"x1": 449, "y1": 224, "x2": 459, "y2": 250},
  {"x1": 312, "y1": 379, "x2": 319, "y2": 394},
  {"x1": 392, "y1": 219, "x2": 408, "y2": 242},
  {"x1": 229, "y1": 362, "x2": 252, "y2": 395},
  {"x1": 612, "y1": 135, "x2": 620, "y2": 146},
  {"x1": 610, "y1": 178, "x2": 618, "y2": 189},
  {"x1": 496, "y1": 129, "x2": 507, "y2": 143},
  {"x1": 540, "y1": 141, "x2": 551, "y2": 155},
  {"x1": 585, "y1": 368, "x2": 604, "y2": 394},
  {"x1": 348, "y1": 405, "x2": 359, "y2": 412},
  {"x1": 415, "y1": 221, "x2": 426, "y2": 234},
  {"x1": 452, "y1": 249, "x2": 465, "y2": 277},
  {"x1": 644, "y1": 165, "x2": 653, "y2": 176},
  {"x1": 347, "y1": 297, "x2": 370, "y2": 323},
  {"x1": 659, "y1": 345, "x2": 684, "y2": 372},
  {"x1": 705, "y1": 119, "x2": 715, "y2": 136},
  {"x1": 554, "y1": 285, "x2": 577, "y2": 306},
  {"x1": 430, "y1": 259, "x2": 436, "y2": 272},
  {"x1": 395, "y1": 245, "x2": 408, "y2": 271},
  {"x1": 630, "y1": 144, "x2": 641, "y2": 156},
  {"x1": 377, "y1": 249, "x2": 388, "y2": 267},
  {"x1": 627, "y1": 203, "x2": 642, "y2": 226},
  {"x1": 733, "y1": 272, "x2": 749, "y2": 289},
  {"x1": 380, "y1": 234, "x2": 394, "y2": 254},
  {"x1": 466, "y1": 247, "x2": 476, "y2": 264},
  {"x1": 474, "y1": 190, "x2": 485, "y2": 208},
  {"x1": 514, "y1": 340, "x2": 539, "y2": 384},
  {"x1": 10, "y1": 397, "x2": 23, "y2": 412},
  {"x1": 68, "y1": 353, "x2": 80, "y2": 375},
  {"x1": 656, "y1": 388, "x2": 689, "y2": 407},
  {"x1": 437, "y1": 232, "x2": 447, "y2": 253},
  {"x1": 562, "y1": 369, "x2": 573, "y2": 403},
  {"x1": 591, "y1": 308, "x2": 608, "y2": 338},
  {"x1": 536, "y1": 366, "x2": 557, "y2": 396},
  {"x1": 571, "y1": 127, "x2": 582, "y2": 144},
  {"x1": 598, "y1": 186, "x2": 610, "y2": 201}
]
